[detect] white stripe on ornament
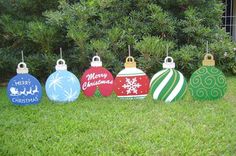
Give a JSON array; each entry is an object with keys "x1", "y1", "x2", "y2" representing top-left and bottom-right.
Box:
[
  {"x1": 117, "y1": 73, "x2": 145, "y2": 77},
  {"x1": 118, "y1": 94, "x2": 147, "y2": 97},
  {"x1": 150, "y1": 69, "x2": 167, "y2": 86},
  {"x1": 153, "y1": 69, "x2": 173, "y2": 100},
  {"x1": 118, "y1": 68, "x2": 144, "y2": 75},
  {"x1": 165, "y1": 71, "x2": 184, "y2": 102}
]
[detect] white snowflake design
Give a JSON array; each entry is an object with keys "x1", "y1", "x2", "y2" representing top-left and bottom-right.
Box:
[
  {"x1": 122, "y1": 77, "x2": 141, "y2": 94},
  {"x1": 48, "y1": 73, "x2": 63, "y2": 91},
  {"x1": 68, "y1": 75, "x2": 76, "y2": 84},
  {"x1": 64, "y1": 88, "x2": 78, "y2": 102}
]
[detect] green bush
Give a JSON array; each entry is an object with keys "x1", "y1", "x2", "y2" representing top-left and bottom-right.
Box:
[{"x1": 0, "y1": 0, "x2": 236, "y2": 82}]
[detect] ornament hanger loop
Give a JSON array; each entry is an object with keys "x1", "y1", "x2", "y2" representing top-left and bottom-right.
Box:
[
  {"x1": 92, "y1": 55, "x2": 101, "y2": 62},
  {"x1": 91, "y1": 55, "x2": 102, "y2": 67},
  {"x1": 204, "y1": 53, "x2": 214, "y2": 60},
  {"x1": 125, "y1": 45, "x2": 136, "y2": 68},
  {"x1": 164, "y1": 56, "x2": 174, "y2": 63},
  {"x1": 203, "y1": 53, "x2": 215, "y2": 66},
  {"x1": 55, "y1": 48, "x2": 67, "y2": 70},
  {"x1": 202, "y1": 42, "x2": 215, "y2": 66},
  {"x1": 18, "y1": 62, "x2": 27, "y2": 69},
  {"x1": 56, "y1": 59, "x2": 66, "y2": 66},
  {"x1": 17, "y1": 51, "x2": 29, "y2": 74},
  {"x1": 125, "y1": 56, "x2": 136, "y2": 68},
  {"x1": 163, "y1": 56, "x2": 175, "y2": 69},
  {"x1": 126, "y1": 56, "x2": 135, "y2": 63}
]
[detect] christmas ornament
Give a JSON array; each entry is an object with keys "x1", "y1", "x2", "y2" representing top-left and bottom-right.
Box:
[
  {"x1": 7, "y1": 52, "x2": 42, "y2": 105},
  {"x1": 45, "y1": 51, "x2": 81, "y2": 103},
  {"x1": 114, "y1": 55, "x2": 149, "y2": 99},
  {"x1": 81, "y1": 55, "x2": 114, "y2": 97},
  {"x1": 150, "y1": 56, "x2": 187, "y2": 102},
  {"x1": 189, "y1": 54, "x2": 227, "y2": 100}
]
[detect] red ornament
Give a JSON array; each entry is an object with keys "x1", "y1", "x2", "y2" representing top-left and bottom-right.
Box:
[
  {"x1": 81, "y1": 55, "x2": 114, "y2": 97},
  {"x1": 114, "y1": 56, "x2": 150, "y2": 99}
]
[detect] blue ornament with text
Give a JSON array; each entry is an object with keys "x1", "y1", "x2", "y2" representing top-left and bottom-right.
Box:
[
  {"x1": 7, "y1": 62, "x2": 42, "y2": 105},
  {"x1": 45, "y1": 59, "x2": 81, "y2": 102}
]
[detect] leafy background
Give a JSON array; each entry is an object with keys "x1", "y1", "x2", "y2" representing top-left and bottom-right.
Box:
[{"x1": 0, "y1": 0, "x2": 236, "y2": 83}]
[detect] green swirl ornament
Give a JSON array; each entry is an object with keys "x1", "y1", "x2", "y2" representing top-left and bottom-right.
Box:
[{"x1": 189, "y1": 54, "x2": 227, "y2": 100}]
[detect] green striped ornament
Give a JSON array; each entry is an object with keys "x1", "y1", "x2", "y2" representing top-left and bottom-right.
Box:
[{"x1": 150, "y1": 57, "x2": 187, "y2": 103}]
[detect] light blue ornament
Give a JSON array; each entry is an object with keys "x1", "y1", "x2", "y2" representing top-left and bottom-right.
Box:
[
  {"x1": 45, "y1": 58, "x2": 81, "y2": 103},
  {"x1": 7, "y1": 62, "x2": 42, "y2": 105}
]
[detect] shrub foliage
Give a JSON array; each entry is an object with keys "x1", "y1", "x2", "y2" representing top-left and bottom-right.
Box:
[{"x1": 0, "y1": 0, "x2": 236, "y2": 81}]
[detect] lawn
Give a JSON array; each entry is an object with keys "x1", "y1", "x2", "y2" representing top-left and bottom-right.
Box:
[{"x1": 0, "y1": 77, "x2": 236, "y2": 155}]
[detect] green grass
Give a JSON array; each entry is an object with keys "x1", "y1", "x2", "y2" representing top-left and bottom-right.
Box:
[{"x1": 0, "y1": 77, "x2": 236, "y2": 155}]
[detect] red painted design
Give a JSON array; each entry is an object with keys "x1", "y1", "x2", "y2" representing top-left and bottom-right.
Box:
[
  {"x1": 81, "y1": 67, "x2": 114, "y2": 97},
  {"x1": 114, "y1": 74, "x2": 149, "y2": 98}
]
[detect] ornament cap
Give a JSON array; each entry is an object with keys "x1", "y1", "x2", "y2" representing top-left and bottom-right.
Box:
[
  {"x1": 163, "y1": 56, "x2": 175, "y2": 69},
  {"x1": 91, "y1": 56, "x2": 102, "y2": 67},
  {"x1": 202, "y1": 54, "x2": 215, "y2": 66},
  {"x1": 55, "y1": 59, "x2": 67, "y2": 70},
  {"x1": 17, "y1": 62, "x2": 29, "y2": 74},
  {"x1": 124, "y1": 56, "x2": 136, "y2": 68}
]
